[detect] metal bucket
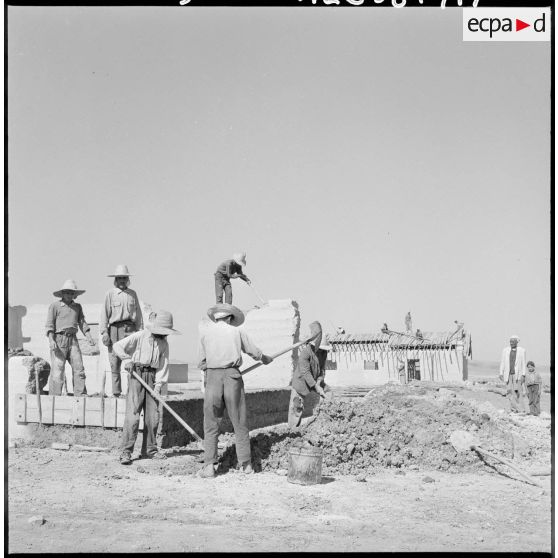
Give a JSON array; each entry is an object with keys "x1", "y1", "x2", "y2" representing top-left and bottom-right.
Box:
[{"x1": 287, "y1": 446, "x2": 323, "y2": 485}]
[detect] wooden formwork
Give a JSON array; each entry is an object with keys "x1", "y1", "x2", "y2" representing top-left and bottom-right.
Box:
[{"x1": 13, "y1": 394, "x2": 143, "y2": 429}]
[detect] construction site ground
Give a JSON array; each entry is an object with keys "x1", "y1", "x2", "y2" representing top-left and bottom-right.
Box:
[{"x1": 8, "y1": 369, "x2": 552, "y2": 553}]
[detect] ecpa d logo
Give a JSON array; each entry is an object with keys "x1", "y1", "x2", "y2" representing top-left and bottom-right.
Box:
[{"x1": 463, "y1": 8, "x2": 550, "y2": 42}]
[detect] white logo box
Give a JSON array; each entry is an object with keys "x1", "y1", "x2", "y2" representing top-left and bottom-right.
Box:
[{"x1": 463, "y1": 7, "x2": 551, "y2": 42}]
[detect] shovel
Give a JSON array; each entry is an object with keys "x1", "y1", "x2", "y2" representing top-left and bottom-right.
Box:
[
  {"x1": 248, "y1": 283, "x2": 268, "y2": 307},
  {"x1": 449, "y1": 430, "x2": 542, "y2": 487},
  {"x1": 240, "y1": 335, "x2": 319, "y2": 376},
  {"x1": 131, "y1": 370, "x2": 204, "y2": 449}
]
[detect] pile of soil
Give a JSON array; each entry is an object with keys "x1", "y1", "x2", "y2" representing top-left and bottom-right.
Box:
[
  {"x1": 220, "y1": 384, "x2": 513, "y2": 476},
  {"x1": 22, "y1": 356, "x2": 50, "y2": 394}
]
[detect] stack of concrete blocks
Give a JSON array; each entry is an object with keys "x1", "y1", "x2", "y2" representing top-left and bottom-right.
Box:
[
  {"x1": 240, "y1": 299, "x2": 300, "y2": 389},
  {"x1": 10, "y1": 302, "x2": 187, "y2": 397}
]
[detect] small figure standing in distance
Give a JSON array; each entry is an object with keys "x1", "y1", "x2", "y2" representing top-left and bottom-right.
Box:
[
  {"x1": 405, "y1": 312, "x2": 412, "y2": 333},
  {"x1": 214, "y1": 252, "x2": 250, "y2": 304},
  {"x1": 499, "y1": 334, "x2": 527, "y2": 413},
  {"x1": 99, "y1": 265, "x2": 143, "y2": 398},
  {"x1": 197, "y1": 303, "x2": 273, "y2": 478},
  {"x1": 45, "y1": 279, "x2": 96, "y2": 396},
  {"x1": 113, "y1": 310, "x2": 181, "y2": 465},
  {"x1": 288, "y1": 321, "x2": 327, "y2": 429},
  {"x1": 524, "y1": 360, "x2": 542, "y2": 416}
]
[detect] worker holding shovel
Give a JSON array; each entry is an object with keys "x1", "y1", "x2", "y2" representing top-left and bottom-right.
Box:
[
  {"x1": 214, "y1": 252, "x2": 250, "y2": 304},
  {"x1": 288, "y1": 321, "x2": 328, "y2": 429},
  {"x1": 197, "y1": 303, "x2": 273, "y2": 478},
  {"x1": 112, "y1": 310, "x2": 181, "y2": 465}
]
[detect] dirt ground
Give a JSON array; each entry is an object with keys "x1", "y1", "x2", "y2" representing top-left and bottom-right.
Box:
[
  {"x1": 7, "y1": 372, "x2": 553, "y2": 554},
  {"x1": 7, "y1": 445, "x2": 551, "y2": 553}
]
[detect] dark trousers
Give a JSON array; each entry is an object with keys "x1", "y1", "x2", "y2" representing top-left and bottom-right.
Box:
[
  {"x1": 526, "y1": 384, "x2": 541, "y2": 416},
  {"x1": 49, "y1": 334, "x2": 87, "y2": 396},
  {"x1": 120, "y1": 368, "x2": 160, "y2": 456},
  {"x1": 108, "y1": 322, "x2": 137, "y2": 396},
  {"x1": 203, "y1": 367, "x2": 250, "y2": 465},
  {"x1": 214, "y1": 273, "x2": 232, "y2": 304}
]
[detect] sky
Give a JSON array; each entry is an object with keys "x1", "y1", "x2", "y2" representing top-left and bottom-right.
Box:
[{"x1": 7, "y1": 6, "x2": 551, "y2": 365}]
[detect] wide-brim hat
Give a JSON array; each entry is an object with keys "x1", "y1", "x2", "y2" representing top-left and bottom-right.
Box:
[
  {"x1": 232, "y1": 252, "x2": 247, "y2": 267},
  {"x1": 146, "y1": 310, "x2": 181, "y2": 335},
  {"x1": 53, "y1": 279, "x2": 85, "y2": 298},
  {"x1": 207, "y1": 303, "x2": 245, "y2": 327},
  {"x1": 108, "y1": 264, "x2": 132, "y2": 277}
]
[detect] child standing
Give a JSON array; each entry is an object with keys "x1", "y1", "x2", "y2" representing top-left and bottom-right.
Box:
[{"x1": 524, "y1": 360, "x2": 542, "y2": 416}]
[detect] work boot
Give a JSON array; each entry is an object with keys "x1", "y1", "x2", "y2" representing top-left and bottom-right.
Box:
[
  {"x1": 120, "y1": 451, "x2": 132, "y2": 465},
  {"x1": 149, "y1": 451, "x2": 167, "y2": 460},
  {"x1": 197, "y1": 463, "x2": 216, "y2": 478},
  {"x1": 240, "y1": 461, "x2": 254, "y2": 474}
]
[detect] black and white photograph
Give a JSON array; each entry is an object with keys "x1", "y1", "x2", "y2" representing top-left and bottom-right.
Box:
[{"x1": 6, "y1": 0, "x2": 553, "y2": 553}]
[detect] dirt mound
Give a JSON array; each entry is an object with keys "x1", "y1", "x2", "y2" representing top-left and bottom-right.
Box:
[{"x1": 220, "y1": 385, "x2": 512, "y2": 475}]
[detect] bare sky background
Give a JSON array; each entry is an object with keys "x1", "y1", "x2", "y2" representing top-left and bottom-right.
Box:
[{"x1": 8, "y1": 6, "x2": 551, "y2": 365}]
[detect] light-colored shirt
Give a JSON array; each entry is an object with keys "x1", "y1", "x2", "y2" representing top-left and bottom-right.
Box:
[
  {"x1": 198, "y1": 321, "x2": 263, "y2": 370},
  {"x1": 45, "y1": 300, "x2": 90, "y2": 336},
  {"x1": 112, "y1": 330, "x2": 169, "y2": 387},
  {"x1": 100, "y1": 287, "x2": 143, "y2": 334}
]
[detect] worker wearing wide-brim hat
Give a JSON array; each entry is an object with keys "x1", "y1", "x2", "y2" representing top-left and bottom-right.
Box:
[
  {"x1": 99, "y1": 265, "x2": 143, "y2": 398},
  {"x1": 197, "y1": 303, "x2": 273, "y2": 478},
  {"x1": 112, "y1": 310, "x2": 180, "y2": 465},
  {"x1": 214, "y1": 252, "x2": 250, "y2": 305},
  {"x1": 45, "y1": 279, "x2": 96, "y2": 397},
  {"x1": 288, "y1": 321, "x2": 327, "y2": 429}
]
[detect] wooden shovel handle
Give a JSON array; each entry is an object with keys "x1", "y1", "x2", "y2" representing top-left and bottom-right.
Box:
[
  {"x1": 474, "y1": 444, "x2": 542, "y2": 488},
  {"x1": 240, "y1": 335, "x2": 318, "y2": 376},
  {"x1": 131, "y1": 370, "x2": 203, "y2": 443}
]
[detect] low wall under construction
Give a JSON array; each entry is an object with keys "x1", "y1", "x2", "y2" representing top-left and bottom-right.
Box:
[{"x1": 10, "y1": 388, "x2": 318, "y2": 451}]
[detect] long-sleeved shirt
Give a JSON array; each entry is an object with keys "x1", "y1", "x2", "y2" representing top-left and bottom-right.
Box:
[
  {"x1": 291, "y1": 343, "x2": 324, "y2": 397},
  {"x1": 112, "y1": 330, "x2": 169, "y2": 387},
  {"x1": 525, "y1": 370, "x2": 543, "y2": 386},
  {"x1": 45, "y1": 300, "x2": 90, "y2": 336},
  {"x1": 215, "y1": 259, "x2": 248, "y2": 281},
  {"x1": 198, "y1": 321, "x2": 263, "y2": 370},
  {"x1": 99, "y1": 287, "x2": 143, "y2": 334}
]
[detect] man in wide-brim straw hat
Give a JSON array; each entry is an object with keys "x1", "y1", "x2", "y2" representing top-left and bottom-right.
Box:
[
  {"x1": 99, "y1": 265, "x2": 143, "y2": 398},
  {"x1": 45, "y1": 279, "x2": 96, "y2": 396},
  {"x1": 197, "y1": 303, "x2": 273, "y2": 478},
  {"x1": 214, "y1": 252, "x2": 250, "y2": 305},
  {"x1": 112, "y1": 310, "x2": 180, "y2": 464},
  {"x1": 288, "y1": 321, "x2": 327, "y2": 429}
]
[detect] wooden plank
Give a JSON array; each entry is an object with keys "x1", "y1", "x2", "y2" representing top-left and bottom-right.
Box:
[
  {"x1": 71, "y1": 397, "x2": 86, "y2": 426},
  {"x1": 41, "y1": 396, "x2": 55, "y2": 425},
  {"x1": 14, "y1": 394, "x2": 27, "y2": 423},
  {"x1": 53, "y1": 395, "x2": 75, "y2": 425},
  {"x1": 84, "y1": 397, "x2": 102, "y2": 427},
  {"x1": 104, "y1": 397, "x2": 118, "y2": 428}
]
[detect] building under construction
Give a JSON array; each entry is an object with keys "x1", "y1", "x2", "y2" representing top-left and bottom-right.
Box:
[{"x1": 325, "y1": 326, "x2": 472, "y2": 383}]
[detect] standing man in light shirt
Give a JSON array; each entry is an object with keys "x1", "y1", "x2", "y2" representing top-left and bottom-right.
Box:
[
  {"x1": 499, "y1": 334, "x2": 527, "y2": 413},
  {"x1": 100, "y1": 265, "x2": 143, "y2": 398},
  {"x1": 198, "y1": 303, "x2": 273, "y2": 478},
  {"x1": 112, "y1": 310, "x2": 180, "y2": 465},
  {"x1": 45, "y1": 279, "x2": 96, "y2": 396}
]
